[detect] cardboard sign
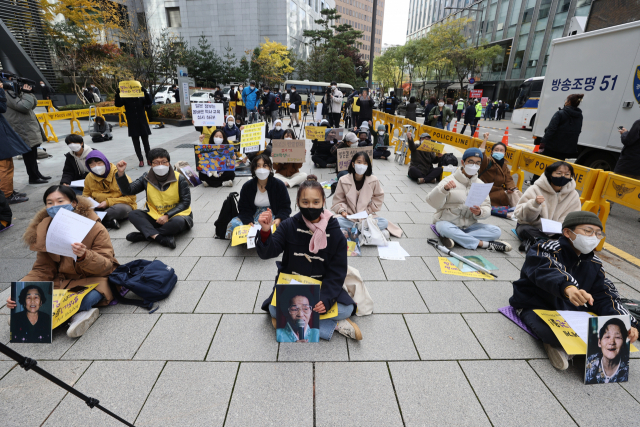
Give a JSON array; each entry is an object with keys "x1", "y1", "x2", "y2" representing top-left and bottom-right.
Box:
[
  {"x1": 272, "y1": 139, "x2": 305, "y2": 163},
  {"x1": 337, "y1": 146, "x2": 374, "y2": 172},
  {"x1": 52, "y1": 283, "x2": 99, "y2": 329},
  {"x1": 241, "y1": 122, "x2": 266, "y2": 153},
  {"x1": 194, "y1": 144, "x2": 236, "y2": 173},
  {"x1": 416, "y1": 140, "x2": 445, "y2": 154},
  {"x1": 231, "y1": 225, "x2": 252, "y2": 246},
  {"x1": 192, "y1": 103, "x2": 224, "y2": 127},
  {"x1": 119, "y1": 80, "x2": 143, "y2": 98},
  {"x1": 305, "y1": 126, "x2": 326, "y2": 140}
]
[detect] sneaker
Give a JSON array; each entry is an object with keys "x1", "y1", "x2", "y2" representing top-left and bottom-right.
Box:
[
  {"x1": 326, "y1": 163, "x2": 336, "y2": 168},
  {"x1": 314, "y1": 163, "x2": 320, "y2": 168},
  {"x1": 294, "y1": 124, "x2": 300, "y2": 127},
  {"x1": 336, "y1": 318, "x2": 362, "y2": 340},
  {"x1": 106, "y1": 219, "x2": 120, "y2": 229},
  {"x1": 382, "y1": 229, "x2": 390, "y2": 240},
  {"x1": 202, "y1": 181, "x2": 209, "y2": 187},
  {"x1": 544, "y1": 343, "x2": 569, "y2": 370},
  {"x1": 222, "y1": 180, "x2": 234, "y2": 187},
  {"x1": 126, "y1": 232, "x2": 147, "y2": 243},
  {"x1": 441, "y1": 237, "x2": 455, "y2": 249},
  {"x1": 7, "y1": 193, "x2": 28, "y2": 204},
  {"x1": 67, "y1": 308, "x2": 99, "y2": 338},
  {"x1": 157, "y1": 235, "x2": 176, "y2": 249},
  {"x1": 417, "y1": 178, "x2": 425, "y2": 184},
  {"x1": 13, "y1": 191, "x2": 27, "y2": 197},
  {"x1": 487, "y1": 240, "x2": 512, "y2": 252}
]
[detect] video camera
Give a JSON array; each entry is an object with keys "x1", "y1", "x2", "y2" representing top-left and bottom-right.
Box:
[{"x1": 0, "y1": 71, "x2": 37, "y2": 94}]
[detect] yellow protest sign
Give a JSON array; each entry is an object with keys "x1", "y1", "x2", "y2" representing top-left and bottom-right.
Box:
[
  {"x1": 305, "y1": 126, "x2": 326, "y2": 140},
  {"x1": 416, "y1": 140, "x2": 445, "y2": 154},
  {"x1": 52, "y1": 283, "x2": 99, "y2": 329},
  {"x1": 118, "y1": 80, "x2": 143, "y2": 98},
  {"x1": 437, "y1": 257, "x2": 494, "y2": 279},
  {"x1": 271, "y1": 273, "x2": 337, "y2": 319},
  {"x1": 231, "y1": 225, "x2": 252, "y2": 246},
  {"x1": 240, "y1": 122, "x2": 265, "y2": 152}
]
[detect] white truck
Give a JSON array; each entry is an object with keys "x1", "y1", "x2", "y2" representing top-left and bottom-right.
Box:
[{"x1": 532, "y1": 20, "x2": 640, "y2": 171}]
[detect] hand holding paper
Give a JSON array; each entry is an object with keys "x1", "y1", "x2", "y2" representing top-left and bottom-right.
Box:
[
  {"x1": 347, "y1": 211, "x2": 368, "y2": 220},
  {"x1": 45, "y1": 209, "x2": 95, "y2": 260},
  {"x1": 464, "y1": 182, "x2": 492, "y2": 207},
  {"x1": 540, "y1": 218, "x2": 563, "y2": 234}
]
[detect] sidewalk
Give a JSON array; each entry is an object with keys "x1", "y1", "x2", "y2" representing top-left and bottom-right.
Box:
[{"x1": 2, "y1": 119, "x2": 640, "y2": 426}]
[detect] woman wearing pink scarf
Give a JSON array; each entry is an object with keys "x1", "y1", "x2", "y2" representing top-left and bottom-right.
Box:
[{"x1": 255, "y1": 175, "x2": 363, "y2": 341}]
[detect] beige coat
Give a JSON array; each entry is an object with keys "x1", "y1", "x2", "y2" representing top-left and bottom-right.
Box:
[
  {"x1": 514, "y1": 173, "x2": 581, "y2": 228},
  {"x1": 21, "y1": 198, "x2": 119, "y2": 305},
  {"x1": 331, "y1": 174, "x2": 403, "y2": 237},
  {"x1": 426, "y1": 167, "x2": 491, "y2": 227}
]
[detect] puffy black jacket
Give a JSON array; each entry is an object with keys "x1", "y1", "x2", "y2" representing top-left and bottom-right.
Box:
[
  {"x1": 60, "y1": 152, "x2": 90, "y2": 185},
  {"x1": 114, "y1": 89, "x2": 152, "y2": 138},
  {"x1": 383, "y1": 96, "x2": 400, "y2": 114},
  {"x1": 463, "y1": 105, "x2": 476, "y2": 124},
  {"x1": 614, "y1": 119, "x2": 640, "y2": 176},
  {"x1": 237, "y1": 176, "x2": 291, "y2": 224},
  {"x1": 356, "y1": 98, "x2": 374, "y2": 121},
  {"x1": 541, "y1": 106, "x2": 583, "y2": 155},
  {"x1": 262, "y1": 93, "x2": 278, "y2": 112},
  {"x1": 509, "y1": 237, "x2": 638, "y2": 328},
  {"x1": 288, "y1": 91, "x2": 302, "y2": 112}
]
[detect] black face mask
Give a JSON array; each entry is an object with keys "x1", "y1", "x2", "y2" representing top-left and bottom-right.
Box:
[
  {"x1": 550, "y1": 176, "x2": 572, "y2": 187},
  {"x1": 299, "y1": 207, "x2": 323, "y2": 222}
]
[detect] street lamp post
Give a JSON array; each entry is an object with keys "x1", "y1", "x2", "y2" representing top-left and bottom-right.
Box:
[{"x1": 367, "y1": 0, "x2": 378, "y2": 89}]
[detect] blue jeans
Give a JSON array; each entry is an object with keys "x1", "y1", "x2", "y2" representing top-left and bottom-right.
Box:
[
  {"x1": 435, "y1": 221, "x2": 501, "y2": 249},
  {"x1": 337, "y1": 216, "x2": 388, "y2": 231},
  {"x1": 309, "y1": 102, "x2": 315, "y2": 116},
  {"x1": 434, "y1": 123, "x2": 444, "y2": 129},
  {"x1": 79, "y1": 289, "x2": 103, "y2": 312},
  {"x1": 225, "y1": 206, "x2": 270, "y2": 240},
  {"x1": 269, "y1": 303, "x2": 354, "y2": 340},
  {"x1": 446, "y1": 122, "x2": 451, "y2": 131}
]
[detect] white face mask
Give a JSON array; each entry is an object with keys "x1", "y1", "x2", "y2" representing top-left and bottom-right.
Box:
[
  {"x1": 255, "y1": 168, "x2": 270, "y2": 180},
  {"x1": 331, "y1": 85, "x2": 336, "y2": 90},
  {"x1": 239, "y1": 87, "x2": 243, "y2": 90},
  {"x1": 378, "y1": 131, "x2": 384, "y2": 135},
  {"x1": 275, "y1": 126, "x2": 281, "y2": 130},
  {"x1": 40, "y1": 84, "x2": 45, "y2": 87},
  {"x1": 213, "y1": 137, "x2": 223, "y2": 144},
  {"x1": 227, "y1": 122, "x2": 234, "y2": 128},
  {"x1": 354, "y1": 164, "x2": 368, "y2": 175},
  {"x1": 153, "y1": 165, "x2": 170, "y2": 176},
  {"x1": 464, "y1": 163, "x2": 480, "y2": 176},
  {"x1": 91, "y1": 165, "x2": 106, "y2": 175},
  {"x1": 570, "y1": 232, "x2": 600, "y2": 254},
  {"x1": 250, "y1": 86, "x2": 255, "y2": 89},
  {"x1": 438, "y1": 102, "x2": 444, "y2": 107},
  {"x1": 291, "y1": 90, "x2": 295, "y2": 93},
  {"x1": 284, "y1": 137, "x2": 292, "y2": 140},
  {"x1": 68, "y1": 143, "x2": 82, "y2": 152}
]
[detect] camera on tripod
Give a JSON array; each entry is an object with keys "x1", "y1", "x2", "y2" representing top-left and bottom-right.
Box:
[{"x1": 0, "y1": 71, "x2": 37, "y2": 94}]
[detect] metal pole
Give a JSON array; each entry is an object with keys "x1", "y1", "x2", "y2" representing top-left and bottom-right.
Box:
[{"x1": 367, "y1": 0, "x2": 378, "y2": 89}]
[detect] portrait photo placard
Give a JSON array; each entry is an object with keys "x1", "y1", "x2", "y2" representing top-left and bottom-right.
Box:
[
  {"x1": 10, "y1": 282, "x2": 53, "y2": 344},
  {"x1": 275, "y1": 283, "x2": 320, "y2": 343},
  {"x1": 585, "y1": 315, "x2": 631, "y2": 384}
]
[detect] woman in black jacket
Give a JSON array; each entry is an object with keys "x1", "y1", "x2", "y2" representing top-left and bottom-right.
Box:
[
  {"x1": 310, "y1": 120, "x2": 336, "y2": 168},
  {"x1": 114, "y1": 87, "x2": 153, "y2": 167},
  {"x1": 256, "y1": 175, "x2": 362, "y2": 341},
  {"x1": 225, "y1": 154, "x2": 292, "y2": 239},
  {"x1": 60, "y1": 134, "x2": 93, "y2": 193},
  {"x1": 355, "y1": 88, "x2": 374, "y2": 127},
  {"x1": 614, "y1": 118, "x2": 640, "y2": 179},
  {"x1": 539, "y1": 94, "x2": 584, "y2": 160},
  {"x1": 423, "y1": 97, "x2": 437, "y2": 125},
  {"x1": 405, "y1": 96, "x2": 418, "y2": 122}
]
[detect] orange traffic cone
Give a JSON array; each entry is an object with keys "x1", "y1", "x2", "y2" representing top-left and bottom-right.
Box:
[
  {"x1": 533, "y1": 145, "x2": 540, "y2": 153},
  {"x1": 473, "y1": 124, "x2": 480, "y2": 138},
  {"x1": 501, "y1": 127, "x2": 509, "y2": 145},
  {"x1": 452, "y1": 121, "x2": 458, "y2": 133}
]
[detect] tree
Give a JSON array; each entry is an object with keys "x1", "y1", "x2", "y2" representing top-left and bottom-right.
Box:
[
  {"x1": 253, "y1": 39, "x2": 294, "y2": 88},
  {"x1": 221, "y1": 43, "x2": 237, "y2": 84},
  {"x1": 236, "y1": 56, "x2": 251, "y2": 83},
  {"x1": 185, "y1": 35, "x2": 223, "y2": 87},
  {"x1": 249, "y1": 47, "x2": 263, "y2": 84},
  {"x1": 373, "y1": 47, "x2": 404, "y2": 95}
]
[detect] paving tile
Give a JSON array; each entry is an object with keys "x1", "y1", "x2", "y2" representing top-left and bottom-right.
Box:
[
  {"x1": 400, "y1": 223, "x2": 439, "y2": 238},
  {"x1": 135, "y1": 361, "x2": 237, "y2": 427},
  {"x1": 348, "y1": 315, "x2": 419, "y2": 361},
  {"x1": 2, "y1": 327, "x2": 76, "y2": 361},
  {"x1": 412, "y1": 201, "x2": 437, "y2": 212},
  {"x1": 137, "y1": 235, "x2": 193, "y2": 257},
  {"x1": 460, "y1": 360, "x2": 575, "y2": 427},
  {"x1": 254, "y1": 281, "x2": 274, "y2": 313},
  {"x1": 106, "y1": 220, "x2": 137, "y2": 238},
  {"x1": 0, "y1": 361, "x2": 16, "y2": 378},
  {"x1": 384, "y1": 201, "x2": 419, "y2": 212},
  {"x1": 192, "y1": 210, "x2": 216, "y2": 223},
  {"x1": 225, "y1": 362, "x2": 313, "y2": 426},
  {"x1": 43, "y1": 361, "x2": 164, "y2": 427},
  {"x1": 0, "y1": 258, "x2": 38, "y2": 283},
  {"x1": 0, "y1": 361, "x2": 90, "y2": 427},
  {"x1": 278, "y1": 334, "x2": 349, "y2": 361},
  {"x1": 181, "y1": 222, "x2": 218, "y2": 238},
  {"x1": 391, "y1": 192, "x2": 421, "y2": 202},
  {"x1": 346, "y1": 256, "x2": 387, "y2": 280},
  {"x1": 423, "y1": 256, "x2": 486, "y2": 281},
  {"x1": 135, "y1": 314, "x2": 219, "y2": 360},
  {"x1": 206, "y1": 314, "x2": 278, "y2": 361},
  {"x1": 195, "y1": 281, "x2": 260, "y2": 313},
  {"x1": 406, "y1": 211, "x2": 435, "y2": 224},
  {"x1": 405, "y1": 314, "x2": 488, "y2": 360},
  {"x1": 366, "y1": 281, "x2": 429, "y2": 313},
  {"x1": 390, "y1": 361, "x2": 491, "y2": 426},
  {"x1": 316, "y1": 362, "x2": 404, "y2": 426},
  {"x1": 463, "y1": 313, "x2": 547, "y2": 359},
  {"x1": 530, "y1": 359, "x2": 640, "y2": 425},
  {"x1": 154, "y1": 255, "x2": 198, "y2": 280},
  {"x1": 465, "y1": 281, "x2": 515, "y2": 312},
  {"x1": 135, "y1": 280, "x2": 208, "y2": 313},
  {"x1": 223, "y1": 243, "x2": 261, "y2": 257},
  {"x1": 63, "y1": 314, "x2": 160, "y2": 360},
  {"x1": 110, "y1": 238, "x2": 149, "y2": 256},
  {"x1": 380, "y1": 257, "x2": 435, "y2": 281},
  {"x1": 391, "y1": 238, "x2": 440, "y2": 256},
  {"x1": 416, "y1": 281, "x2": 485, "y2": 312},
  {"x1": 187, "y1": 256, "x2": 243, "y2": 280},
  {"x1": 236, "y1": 256, "x2": 283, "y2": 281},
  {"x1": 180, "y1": 237, "x2": 229, "y2": 257},
  {"x1": 379, "y1": 210, "x2": 413, "y2": 224}
]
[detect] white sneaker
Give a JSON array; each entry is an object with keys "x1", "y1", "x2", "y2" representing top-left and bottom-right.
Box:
[
  {"x1": 441, "y1": 237, "x2": 455, "y2": 249},
  {"x1": 544, "y1": 343, "x2": 569, "y2": 370},
  {"x1": 336, "y1": 318, "x2": 363, "y2": 340},
  {"x1": 202, "y1": 181, "x2": 209, "y2": 187},
  {"x1": 67, "y1": 308, "x2": 99, "y2": 338},
  {"x1": 487, "y1": 240, "x2": 512, "y2": 252},
  {"x1": 382, "y1": 229, "x2": 390, "y2": 240},
  {"x1": 222, "y1": 180, "x2": 234, "y2": 187}
]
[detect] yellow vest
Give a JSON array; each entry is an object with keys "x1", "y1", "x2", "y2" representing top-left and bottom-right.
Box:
[
  {"x1": 352, "y1": 97, "x2": 360, "y2": 112},
  {"x1": 146, "y1": 171, "x2": 191, "y2": 219},
  {"x1": 237, "y1": 91, "x2": 244, "y2": 106}
]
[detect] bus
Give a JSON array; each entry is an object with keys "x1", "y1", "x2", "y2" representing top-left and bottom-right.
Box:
[
  {"x1": 283, "y1": 80, "x2": 354, "y2": 102},
  {"x1": 511, "y1": 77, "x2": 544, "y2": 130}
]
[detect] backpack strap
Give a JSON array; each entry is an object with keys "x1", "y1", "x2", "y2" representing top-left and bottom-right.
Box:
[{"x1": 478, "y1": 160, "x2": 493, "y2": 179}]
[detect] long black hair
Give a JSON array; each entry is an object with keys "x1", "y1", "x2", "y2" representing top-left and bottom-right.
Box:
[
  {"x1": 544, "y1": 161, "x2": 575, "y2": 181},
  {"x1": 296, "y1": 174, "x2": 325, "y2": 206},
  {"x1": 18, "y1": 283, "x2": 50, "y2": 307},
  {"x1": 347, "y1": 152, "x2": 373, "y2": 177},
  {"x1": 251, "y1": 153, "x2": 273, "y2": 179},
  {"x1": 42, "y1": 185, "x2": 78, "y2": 205}
]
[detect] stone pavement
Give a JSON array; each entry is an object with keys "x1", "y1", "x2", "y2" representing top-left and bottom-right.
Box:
[{"x1": 3, "y1": 119, "x2": 640, "y2": 426}]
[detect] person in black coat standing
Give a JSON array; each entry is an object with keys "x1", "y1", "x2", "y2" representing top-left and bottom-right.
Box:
[
  {"x1": 288, "y1": 85, "x2": 302, "y2": 127},
  {"x1": 459, "y1": 101, "x2": 477, "y2": 135},
  {"x1": 115, "y1": 87, "x2": 153, "y2": 167},
  {"x1": 405, "y1": 96, "x2": 418, "y2": 122},
  {"x1": 539, "y1": 94, "x2": 584, "y2": 161},
  {"x1": 0, "y1": 84, "x2": 30, "y2": 204},
  {"x1": 423, "y1": 97, "x2": 437, "y2": 125},
  {"x1": 355, "y1": 88, "x2": 375, "y2": 128},
  {"x1": 614, "y1": 118, "x2": 640, "y2": 180},
  {"x1": 39, "y1": 81, "x2": 54, "y2": 107}
]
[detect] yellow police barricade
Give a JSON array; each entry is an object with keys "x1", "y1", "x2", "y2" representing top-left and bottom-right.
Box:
[
  {"x1": 70, "y1": 109, "x2": 90, "y2": 136},
  {"x1": 145, "y1": 111, "x2": 161, "y2": 125},
  {"x1": 37, "y1": 99, "x2": 56, "y2": 113},
  {"x1": 98, "y1": 106, "x2": 127, "y2": 127},
  {"x1": 36, "y1": 113, "x2": 57, "y2": 142}
]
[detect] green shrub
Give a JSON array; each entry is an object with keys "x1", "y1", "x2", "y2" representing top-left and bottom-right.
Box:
[{"x1": 151, "y1": 103, "x2": 192, "y2": 119}]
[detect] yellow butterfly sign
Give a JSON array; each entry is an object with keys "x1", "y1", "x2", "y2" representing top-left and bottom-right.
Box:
[
  {"x1": 52, "y1": 284, "x2": 99, "y2": 329},
  {"x1": 271, "y1": 273, "x2": 338, "y2": 319},
  {"x1": 118, "y1": 80, "x2": 144, "y2": 98}
]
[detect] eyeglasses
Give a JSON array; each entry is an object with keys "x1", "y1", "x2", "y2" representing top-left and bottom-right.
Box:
[
  {"x1": 465, "y1": 160, "x2": 482, "y2": 166},
  {"x1": 574, "y1": 227, "x2": 606, "y2": 239},
  {"x1": 151, "y1": 161, "x2": 169, "y2": 167},
  {"x1": 289, "y1": 305, "x2": 312, "y2": 313}
]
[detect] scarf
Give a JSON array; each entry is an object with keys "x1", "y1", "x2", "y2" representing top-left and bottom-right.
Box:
[
  {"x1": 301, "y1": 209, "x2": 333, "y2": 254},
  {"x1": 73, "y1": 145, "x2": 93, "y2": 175}
]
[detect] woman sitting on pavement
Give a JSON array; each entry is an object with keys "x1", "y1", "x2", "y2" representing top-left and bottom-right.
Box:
[
  {"x1": 426, "y1": 147, "x2": 512, "y2": 252},
  {"x1": 60, "y1": 134, "x2": 93, "y2": 194},
  {"x1": 91, "y1": 116, "x2": 112, "y2": 142},
  {"x1": 356, "y1": 128, "x2": 372, "y2": 147},
  {"x1": 225, "y1": 154, "x2": 292, "y2": 239},
  {"x1": 331, "y1": 151, "x2": 402, "y2": 239},
  {"x1": 373, "y1": 124, "x2": 391, "y2": 160},
  {"x1": 222, "y1": 115, "x2": 243, "y2": 143},
  {"x1": 6, "y1": 185, "x2": 119, "y2": 338},
  {"x1": 330, "y1": 131, "x2": 359, "y2": 180},
  {"x1": 256, "y1": 175, "x2": 362, "y2": 341},
  {"x1": 198, "y1": 129, "x2": 236, "y2": 188},
  {"x1": 514, "y1": 161, "x2": 581, "y2": 252},
  {"x1": 477, "y1": 132, "x2": 522, "y2": 208},
  {"x1": 83, "y1": 150, "x2": 137, "y2": 230},
  {"x1": 310, "y1": 120, "x2": 336, "y2": 168},
  {"x1": 273, "y1": 129, "x2": 308, "y2": 188},
  {"x1": 407, "y1": 131, "x2": 443, "y2": 184}
]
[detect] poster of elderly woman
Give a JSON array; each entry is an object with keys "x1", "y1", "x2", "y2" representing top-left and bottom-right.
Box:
[
  {"x1": 585, "y1": 315, "x2": 631, "y2": 384},
  {"x1": 276, "y1": 284, "x2": 320, "y2": 343},
  {"x1": 10, "y1": 282, "x2": 53, "y2": 343}
]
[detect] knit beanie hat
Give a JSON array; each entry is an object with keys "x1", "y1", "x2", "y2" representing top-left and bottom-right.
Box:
[
  {"x1": 463, "y1": 147, "x2": 483, "y2": 161},
  {"x1": 562, "y1": 211, "x2": 603, "y2": 230},
  {"x1": 345, "y1": 132, "x2": 358, "y2": 143}
]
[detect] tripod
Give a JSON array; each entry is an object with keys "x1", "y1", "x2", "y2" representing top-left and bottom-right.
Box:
[{"x1": 296, "y1": 110, "x2": 308, "y2": 139}]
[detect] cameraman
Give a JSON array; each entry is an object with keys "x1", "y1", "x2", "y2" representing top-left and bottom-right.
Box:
[
  {"x1": 4, "y1": 81, "x2": 50, "y2": 184},
  {"x1": 0, "y1": 82, "x2": 30, "y2": 204},
  {"x1": 261, "y1": 86, "x2": 278, "y2": 128},
  {"x1": 288, "y1": 85, "x2": 302, "y2": 127},
  {"x1": 242, "y1": 80, "x2": 260, "y2": 124},
  {"x1": 324, "y1": 81, "x2": 343, "y2": 128}
]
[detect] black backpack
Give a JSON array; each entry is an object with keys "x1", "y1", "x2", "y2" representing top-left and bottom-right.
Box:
[
  {"x1": 438, "y1": 152, "x2": 459, "y2": 167},
  {"x1": 214, "y1": 192, "x2": 239, "y2": 238}
]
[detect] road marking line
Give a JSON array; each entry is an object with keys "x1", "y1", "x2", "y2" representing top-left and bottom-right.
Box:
[
  {"x1": 604, "y1": 243, "x2": 640, "y2": 268},
  {"x1": 513, "y1": 143, "x2": 533, "y2": 152}
]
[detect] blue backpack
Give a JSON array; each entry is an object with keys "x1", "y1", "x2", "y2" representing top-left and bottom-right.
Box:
[{"x1": 108, "y1": 259, "x2": 177, "y2": 313}]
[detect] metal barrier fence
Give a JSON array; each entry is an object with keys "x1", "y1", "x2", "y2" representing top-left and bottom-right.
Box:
[{"x1": 35, "y1": 105, "x2": 128, "y2": 142}]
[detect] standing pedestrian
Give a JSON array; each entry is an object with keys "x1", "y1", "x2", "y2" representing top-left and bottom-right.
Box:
[
  {"x1": 444, "y1": 98, "x2": 454, "y2": 130},
  {"x1": 324, "y1": 81, "x2": 343, "y2": 127},
  {"x1": 539, "y1": 94, "x2": 584, "y2": 161},
  {"x1": 242, "y1": 80, "x2": 260, "y2": 124},
  {"x1": 0, "y1": 82, "x2": 30, "y2": 203},
  {"x1": 90, "y1": 84, "x2": 101, "y2": 102},
  {"x1": 228, "y1": 85, "x2": 237, "y2": 115},
  {"x1": 475, "y1": 99, "x2": 483, "y2": 127},
  {"x1": 39, "y1": 81, "x2": 54, "y2": 108},
  {"x1": 115, "y1": 86, "x2": 153, "y2": 167},
  {"x1": 484, "y1": 99, "x2": 493, "y2": 120},
  {"x1": 456, "y1": 98, "x2": 465, "y2": 122},
  {"x1": 614, "y1": 118, "x2": 640, "y2": 180},
  {"x1": 236, "y1": 83, "x2": 245, "y2": 119},
  {"x1": 307, "y1": 89, "x2": 316, "y2": 118},
  {"x1": 497, "y1": 100, "x2": 506, "y2": 120},
  {"x1": 383, "y1": 91, "x2": 400, "y2": 115},
  {"x1": 405, "y1": 96, "x2": 418, "y2": 122},
  {"x1": 423, "y1": 97, "x2": 437, "y2": 125},
  {"x1": 426, "y1": 99, "x2": 453, "y2": 129},
  {"x1": 261, "y1": 86, "x2": 278, "y2": 128},
  {"x1": 356, "y1": 88, "x2": 374, "y2": 127},
  {"x1": 460, "y1": 101, "x2": 477, "y2": 136},
  {"x1": 171, "y1": 84, "x2": 180, "y2": 103},
  {"x1": 288, "y1": 85, "x2": 302, "y2": 127}
]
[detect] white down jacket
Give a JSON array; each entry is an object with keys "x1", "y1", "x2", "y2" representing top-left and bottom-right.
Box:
[{"x1": 514, "y1": 173, "x2": 581, "y2": 228}]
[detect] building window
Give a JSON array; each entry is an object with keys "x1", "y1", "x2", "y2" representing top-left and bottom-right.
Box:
[{"x1": 166, "y1": 7, "x2": 181, "y2": 28}]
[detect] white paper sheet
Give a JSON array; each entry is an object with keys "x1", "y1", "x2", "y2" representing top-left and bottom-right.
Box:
[
  {"x1": 347, "y1": 211, "x2": 368, "y2": 220},
  {"x1": 290, "y1": 279, "x2": 302, "y2": 284},
  {"x1": 246, "y1": 224, "x2": 261, "y2": 249},
  {"x1": 85, "y1": 197, "x2": 100, "y2": 209},
  {"x1": 290, "y1": 103, "x2": 296, "y2": 109},
  {"x1": 465, "y1": 182, "x2": 493, "y2": 207},
  {"x1": 96, "y1": 211, "x2": 107, "y2": 220},
  {"x1": 541, "y1": 218, "x2": 563, "y2": 234},
  {"x1": 557, "y1": 310, "x2": 593, "y2": 344},
  {"x1": 227, "y1": 135, "x2": 236, "y2": 142},
  {"x1": 378, "y1": 242, "x2": 410, "y2": 260},
  {"x1": 70, "y1": 180, "x2": 85, "y2": 187},
  {"x1": 45, "y1": 208, "x2": 96, "y2": 261}
]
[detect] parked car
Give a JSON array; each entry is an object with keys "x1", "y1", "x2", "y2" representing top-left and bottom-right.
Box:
[
  {"x1": 154, "y1": 86, "x2": 176, "y2": 104},
  {"x1": 190, "y1": 92, "x2": 216, "y2": 103},
  {"x1": 396, "y1": 102, "x2": 425, "y2": 117},
  {"x1": 222, "y1": 87, "x2": 231, "y2": 101}
]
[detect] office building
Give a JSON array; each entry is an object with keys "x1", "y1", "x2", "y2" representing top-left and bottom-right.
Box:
[{"x1": 334, "y1": 0, "x2": 385, "y2": 60}]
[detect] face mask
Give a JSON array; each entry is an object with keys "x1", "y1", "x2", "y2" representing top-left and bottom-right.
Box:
[
  {"x1": 438, "y1": 102, "x2": 444, "y2": 107},
  {"x1": 239, "y1": 87, "x2": 243, "y2": 90},
  {"x1": 331, "y1": 85, "x2": 336, "y2": 90},
  {"x1": 299, "y1": 207, "x2": 323, "y2": 222},
  {"x1": 153, "y1": 165, "x2": 170, "y2": 176},
  {"x1": 464, "y1": 163, "x2": 480, "y2": 176},
  {"x1": 236, "y1": 122, "x2": 241, "y2": 126},
  {"x1": 255, "y1": 168, "x2": 270, "y2": 180},
  {"x1": 250, "y1": 86, "x2": 255, "y2": 89},
  {"x1": 354, "y1": 164, "x2": 368, "y2": 175},
  {"x1": 68, "y1": 143, "x2": 82, "y2": 152},
  {"x1": 285, "y1": 137, "x2": 292, "y2": 140},
  {"x1": 227, "y1": 122, "x2": 234, "y2": 128},
  {"x1": 570, "y1": 232, "x2": 600, "y2": 254},
  {"x1": 46, "y1": 204, "x2": 74, "y2": 218},
  {"x1": 291, "y1": 90, "x2": 295, "y2": 93},
  {"x1": 91, "y1": 165, "x2": 106, "y2": 175},
  {"x1": 550, "y1": 176, "x2": 572, "y2": 187},
  {"x1": 40, "y1": 84, "x2": 45, "y2": 87},
  {"x1": 276, "y1": 126, "x2": 281, "y2": 130},
  {"x1": 492, "y1": 152, "x2": 505, "y2": 161},
  {"x1": 378, "y1": 131, "x2": 384, "y2": 135},
  {"x1": 213, "y1": 137, "x2": 223, "y2": 144}
]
